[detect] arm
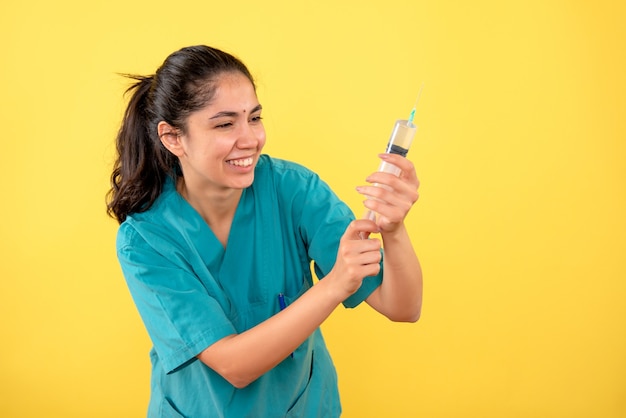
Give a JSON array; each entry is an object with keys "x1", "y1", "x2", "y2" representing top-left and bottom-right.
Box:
[
  {"x1": 198, "y1": 220, "x2": 382, "y2": 388},
  {"x1": 358, "y1": 153, "x2": 423, "y2": 322}
]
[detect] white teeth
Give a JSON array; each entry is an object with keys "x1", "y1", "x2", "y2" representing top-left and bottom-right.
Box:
[{"x1": 227, "y1": 157, "x2": 253, "y2": 167}]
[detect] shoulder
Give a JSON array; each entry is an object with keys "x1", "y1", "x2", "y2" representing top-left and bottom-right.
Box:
[
  {"x1": 116, "y1": 177, "x2": 190, "y2": 251},
  {"x1": 253, "y1": 154, "x2": 351, "y2": 217},
  {"x1": 254, "y1": 155, "x2": 330, "y2": 199},
  {"x1": 255, "y1": 154, "x2": 319, "y2": 182}
]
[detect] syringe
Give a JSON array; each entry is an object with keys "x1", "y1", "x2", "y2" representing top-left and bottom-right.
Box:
[{"x1": 363, "y1": 88, "x2": 422, "y2": 224}]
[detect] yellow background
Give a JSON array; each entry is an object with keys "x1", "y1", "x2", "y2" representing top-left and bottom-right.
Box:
[{"x1": 1, "y1": 0, "x2": 625, "y2": 417}]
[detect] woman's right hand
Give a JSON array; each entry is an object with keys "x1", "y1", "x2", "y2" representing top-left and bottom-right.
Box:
[{"x1": 326, "y1": 219, "x2": 382, "y2": 301}]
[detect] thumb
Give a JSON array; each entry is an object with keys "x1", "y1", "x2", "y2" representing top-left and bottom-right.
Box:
[{"x1": 344, "y1": 219, "x2": 379, "y2": 241}]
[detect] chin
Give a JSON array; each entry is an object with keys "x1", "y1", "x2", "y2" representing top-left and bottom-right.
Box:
[{"x1": 231, "y1": 174, "x2": 255, "y2": 189}]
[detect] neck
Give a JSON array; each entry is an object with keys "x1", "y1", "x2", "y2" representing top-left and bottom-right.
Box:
[{"x1": 177, "y1": 177, "x2": 242, "y2": 247}]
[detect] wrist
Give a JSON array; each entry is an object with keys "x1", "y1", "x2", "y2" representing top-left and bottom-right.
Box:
[
  {"x1": 381, "y1": 222, "x2": 408, "y2": 241},
  {"x1": 315, "y1": 272, "x2": 351, "y2": 306}
]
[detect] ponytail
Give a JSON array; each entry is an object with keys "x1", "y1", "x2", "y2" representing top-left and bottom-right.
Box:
[{"x1": 106, "y1": 75, "x2": 178, "y2": 223}]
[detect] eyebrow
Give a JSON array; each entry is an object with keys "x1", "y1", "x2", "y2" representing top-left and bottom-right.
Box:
[{"x1": 209, "y1": 104, "x2": 263, "y2": 120}]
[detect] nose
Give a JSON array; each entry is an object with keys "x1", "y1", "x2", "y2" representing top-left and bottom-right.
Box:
[{"x1": 236, "y1": 120, "x2": 264, "y2": 149}]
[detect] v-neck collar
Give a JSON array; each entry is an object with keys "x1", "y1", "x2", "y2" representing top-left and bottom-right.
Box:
[{"x1": 168, "y1": 179, "x2": 249, "y2": 274}]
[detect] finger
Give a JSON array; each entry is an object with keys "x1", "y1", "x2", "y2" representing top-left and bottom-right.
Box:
[
  {"x1": 363, "y1": 200, "x2": 405, "y2": 225},
  {"x1": 348, "y1": 243, "x2": 382, "y2": 267},
  {"x1": 360, "y1": 246, "x2": 382, "y2": 264},
  {"x1": 378, "y1": 153, "x2": 416, "y2": 173},
  {"x1": 358, "y1": 184, "x2": 419, "y2": 209},
  {"x1": 366, "y1": 170, "x2": 419, "y2": 193},
  {"x1": 342, "y1": 219, "x2": 380, "y2": 241}
]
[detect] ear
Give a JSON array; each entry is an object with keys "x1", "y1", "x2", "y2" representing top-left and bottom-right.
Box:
[{"x1": 158, "y1": 121, "x2": 184, "y2": 157}]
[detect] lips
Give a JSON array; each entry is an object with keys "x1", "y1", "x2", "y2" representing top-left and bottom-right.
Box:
[{"x1": 226, "y1": 157, "x2": 253, "y2": 167}]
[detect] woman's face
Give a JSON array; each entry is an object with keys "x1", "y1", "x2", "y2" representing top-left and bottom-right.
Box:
[{"x1": 175, "y1": 72, "x2": 266, "y2": 194}]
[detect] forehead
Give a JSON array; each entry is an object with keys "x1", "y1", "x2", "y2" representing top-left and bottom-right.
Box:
[
  {"x1": 209, "y1": 72, "x2": 257, "y2": 104},
  {"x1": 185, "y1": 72, "x2": 260, "y2": 127}
]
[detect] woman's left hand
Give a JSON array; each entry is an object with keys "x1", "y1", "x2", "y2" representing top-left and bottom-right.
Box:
[{"x1": 356, "y1": 153, "x2": 420, "y2": 234}]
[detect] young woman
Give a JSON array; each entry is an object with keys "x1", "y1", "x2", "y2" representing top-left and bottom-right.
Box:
[{"x1": 107, "y1": 45, "x2": 422, "y2": 418}]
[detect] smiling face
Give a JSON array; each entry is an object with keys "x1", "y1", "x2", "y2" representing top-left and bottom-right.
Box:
[{"x1": 160, "y1": 72, "x2": 266, "y2": 197}]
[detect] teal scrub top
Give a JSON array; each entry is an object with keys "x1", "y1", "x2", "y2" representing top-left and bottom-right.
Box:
[{"x1": 117, "y1": 155, "x2": 383, "y2": 418}]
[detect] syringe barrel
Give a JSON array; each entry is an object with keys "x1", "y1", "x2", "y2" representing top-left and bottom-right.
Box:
[
  {"x1": 362, "y1": 119, "x2": 419, "y2": 227},
  {"x1": 385, "y1": 119, "x2": 417, "y2": 156},
  {"x1": 377, "y1": 119, "x2": 417, "y2": 176}
]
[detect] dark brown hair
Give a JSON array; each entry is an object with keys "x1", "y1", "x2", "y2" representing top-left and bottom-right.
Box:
[{"x1": 106, "y1": 45, "x2": 255, "y2": 223}]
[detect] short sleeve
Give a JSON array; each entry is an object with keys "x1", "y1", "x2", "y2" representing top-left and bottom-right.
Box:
[
  {"x1": 282, "y1": 166, "x2": 383, "y2": 308},
  {"x1": 117, "y1": 224, "x2": 236, "y2": 374}
]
